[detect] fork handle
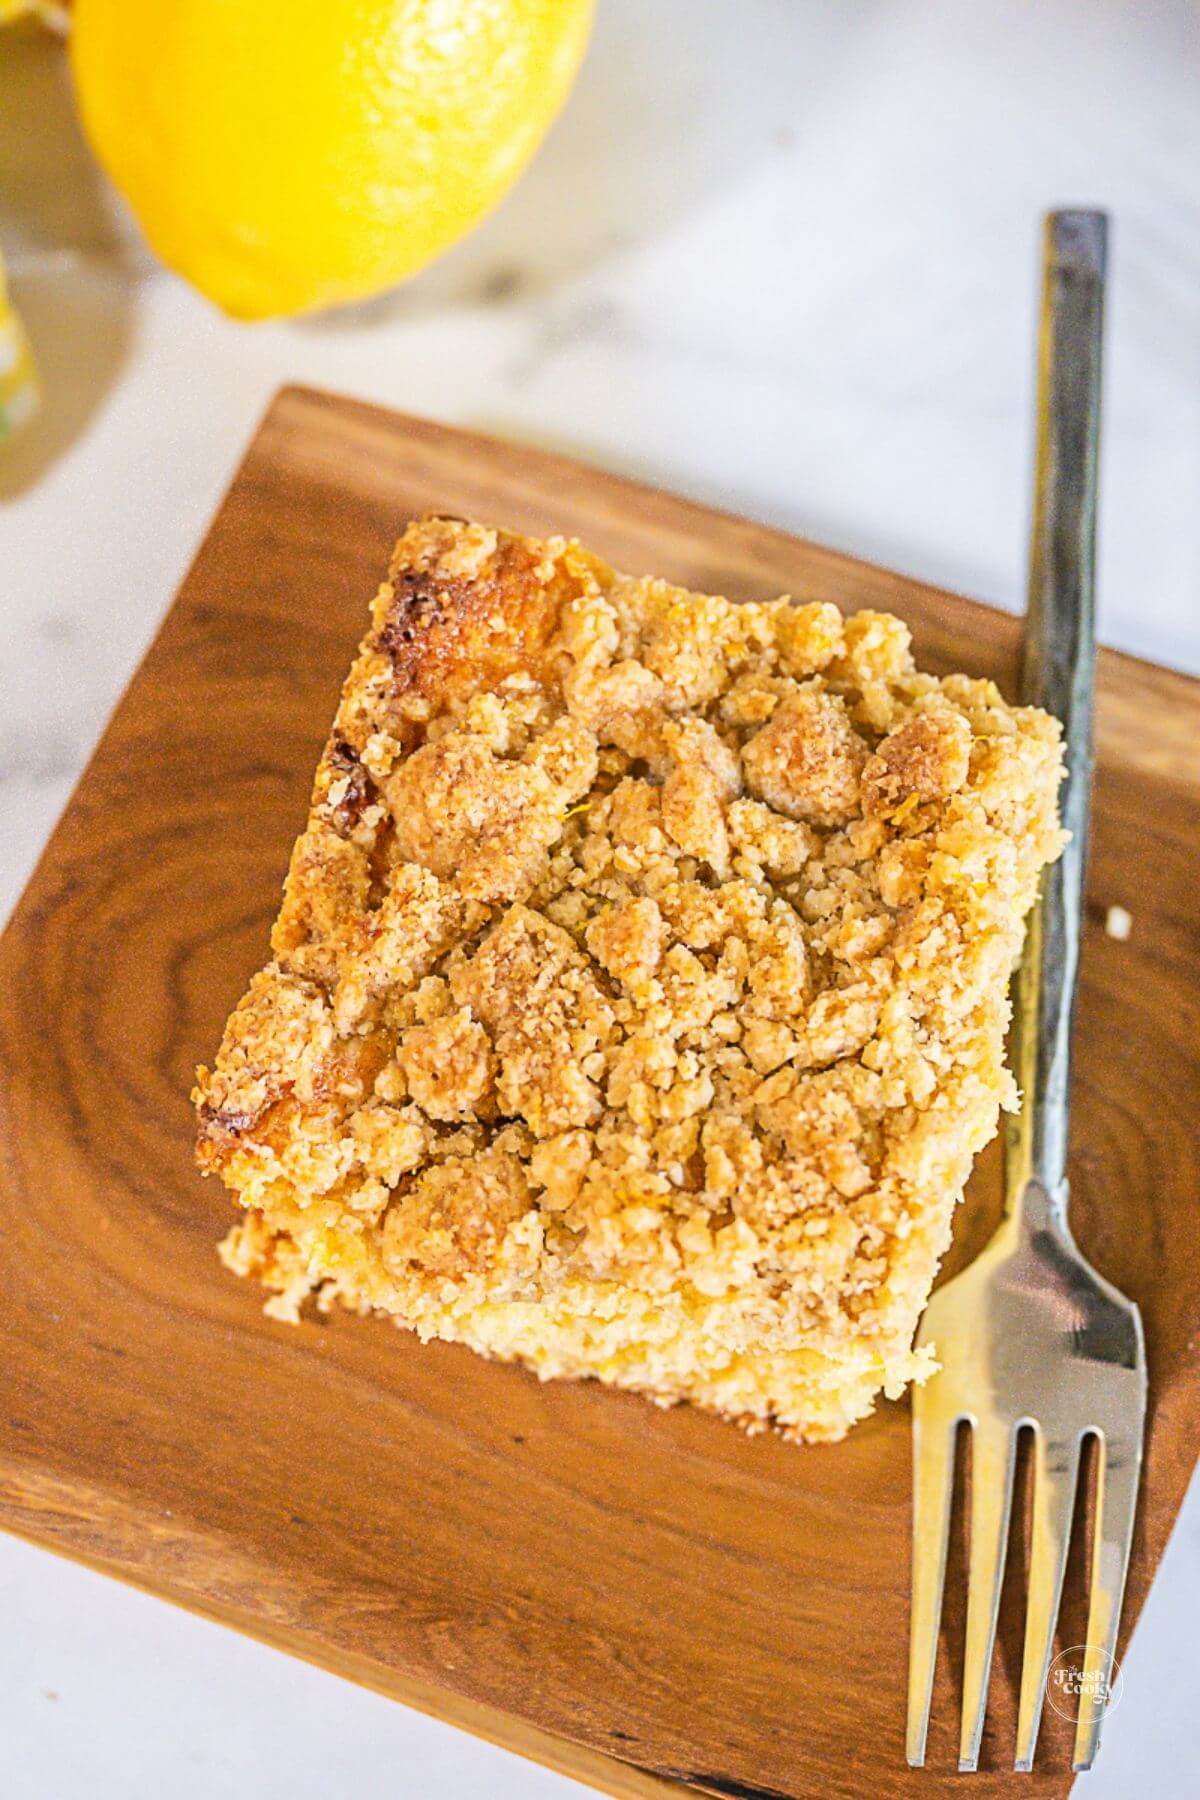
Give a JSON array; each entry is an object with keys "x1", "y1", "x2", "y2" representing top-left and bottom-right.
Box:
[{"x1": 1006, "y1": 211, "x2": 1106, "y2": 1215}]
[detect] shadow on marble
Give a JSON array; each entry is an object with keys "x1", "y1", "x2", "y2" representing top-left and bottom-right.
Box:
[
  {"x1": 0, "y1": 23, "x2": 142, "y2": 266},
  {"x1": 0, "y1": 24, "x2": 141, "y2": 496},
  {"x1": 0, "y1": 268, "x2": 136, "y2": 501}
]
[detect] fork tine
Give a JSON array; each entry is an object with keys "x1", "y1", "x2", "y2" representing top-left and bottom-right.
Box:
[
  {"x1": 958, "y1": 1423, "x2": 1018, "y2": 1771},
  {"x1": 1014, "y1": 1430, "x2": 1081, "y2": 1770},
  {"x1": 1073, "y1": 1432, "x2": 1140, "y2": 1771},
  {"x1": 906, "y1": 1414, "x2": 957, "y2": 1767}
]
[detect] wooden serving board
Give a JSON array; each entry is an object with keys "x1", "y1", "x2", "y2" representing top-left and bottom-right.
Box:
[{"x1": 2, "y1": 386, "x2": 1198, "y2": 1800}]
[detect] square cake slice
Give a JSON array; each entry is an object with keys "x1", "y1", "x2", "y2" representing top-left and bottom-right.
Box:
[{"x1": 195, "y1": 517, "x2": 1064, "y2": 1443}]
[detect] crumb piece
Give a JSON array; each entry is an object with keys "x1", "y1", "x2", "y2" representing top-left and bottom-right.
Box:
[
  {"x1": 1104, "y1": 904, "x2": 1133, "y2": 942},
  {"x1": 398, "y1": 1009, "x2": 495, "y2": 1122},
  {"x1": 742, "y1": 685, "x2": 868, "y2": 825},
  {"x1": 861, "y1": 707, "x2": 971, "y2": 819}
]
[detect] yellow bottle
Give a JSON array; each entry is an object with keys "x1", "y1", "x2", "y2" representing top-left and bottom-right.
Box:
[{"x1": 0, "y1": 249, "x2": 38, "y2": 443}]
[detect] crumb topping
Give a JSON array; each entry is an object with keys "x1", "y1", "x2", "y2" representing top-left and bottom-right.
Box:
[{"x1": 196, "y1": 517, "x2": 1064, "y2": 1422}]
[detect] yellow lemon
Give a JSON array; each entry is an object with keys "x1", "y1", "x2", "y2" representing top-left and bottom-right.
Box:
[{"x1": 70, "y1": 0, "x2": 593, "y2": 319}]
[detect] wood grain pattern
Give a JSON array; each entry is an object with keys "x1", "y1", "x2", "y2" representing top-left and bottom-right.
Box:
[{"x1": 1, "y1": 386, "x2": 1198, "y2": 1800}]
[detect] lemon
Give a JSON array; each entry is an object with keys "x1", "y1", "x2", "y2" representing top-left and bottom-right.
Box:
[{"x1": 70, "y1": 0, "x2": 593, "y2": 319}]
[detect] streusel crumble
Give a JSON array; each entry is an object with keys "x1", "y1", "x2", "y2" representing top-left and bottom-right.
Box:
[{"x1": 195, "y1": 517, "x2": 1064, "y2": 1442}]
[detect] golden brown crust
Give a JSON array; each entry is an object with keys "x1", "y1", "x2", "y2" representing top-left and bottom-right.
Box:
[
  {"x1": 195, "y1": 515, "x2": 1065, "y2": 1442},
  {"x1": 375, "y1": 517, "x2": 605, "y2": 741}
]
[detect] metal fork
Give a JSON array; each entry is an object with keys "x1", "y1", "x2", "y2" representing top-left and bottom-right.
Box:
[{"x1": 905, "y1": 211, "x2": 1146, "y2": 1775}]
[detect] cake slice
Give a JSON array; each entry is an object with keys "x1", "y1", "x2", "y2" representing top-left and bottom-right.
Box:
[{"x1": 195, "y1": 517, "x2": 1064, "y2": 1442}]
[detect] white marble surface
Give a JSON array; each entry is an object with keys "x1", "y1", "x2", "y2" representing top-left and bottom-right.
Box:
[{"x1": 2, "y1": 2, "x2": 1199, "y2": 1794}]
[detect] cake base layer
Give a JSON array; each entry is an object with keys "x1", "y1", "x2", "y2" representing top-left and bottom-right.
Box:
[{"x1": 221, "y1": 1207, "x2": 938, "y2": 1442}]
